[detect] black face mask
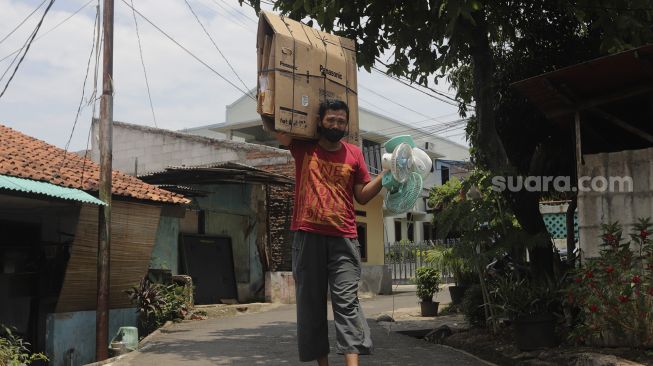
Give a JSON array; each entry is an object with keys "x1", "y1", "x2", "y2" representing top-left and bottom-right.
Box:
[{"x1": 318, "y1": 125, "x2": 346, "y2": 142}]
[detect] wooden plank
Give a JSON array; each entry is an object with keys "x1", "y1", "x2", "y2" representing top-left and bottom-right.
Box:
[{"x1": 56, "y1": 201, "x2": 161, "y2": 312}]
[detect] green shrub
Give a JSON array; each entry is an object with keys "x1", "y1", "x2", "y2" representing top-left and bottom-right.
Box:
[
  {"x1": 125, "y1": 278, "x2": 191, "y2": 336},
  {"x1": 567, "y1": 219, "x2": 653, "y2": 347},
  {"x1": 0, "y1": 325, "x2": 48, "y2": 366}
]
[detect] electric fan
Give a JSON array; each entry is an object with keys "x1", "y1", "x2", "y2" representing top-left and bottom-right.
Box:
[{"x1": 381, "y1": 135, "x2": 433, "y2": 214}]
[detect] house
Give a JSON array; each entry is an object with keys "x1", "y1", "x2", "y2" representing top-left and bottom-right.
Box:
[
  {"x1": 184, "y1": 92, "x2": 471, "y2": 248},
  {"x1": 91, "y1": 121, "x2": 306, "y2": 301},
  {"x1": 513, "y1": 44, "x2": 653, "y2": 258},
  {"x1": 138, "y1": 162, "x2": 294, "y2": 304},
  {"x1": 0, "y1": 124, "x2": 188, "y2": 366}
]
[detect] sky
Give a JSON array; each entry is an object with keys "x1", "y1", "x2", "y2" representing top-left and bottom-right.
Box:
[{"x1": 0, "y1": 0, "x2": 468, "y2": 152}]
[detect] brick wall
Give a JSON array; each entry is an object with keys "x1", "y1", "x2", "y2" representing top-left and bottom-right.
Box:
[
  {"x1": 248, "y1": 151, "x2": 296, "y2": 272},
  {"x1": 266, "y1": 183, "x2": 294, "y2": 271}
]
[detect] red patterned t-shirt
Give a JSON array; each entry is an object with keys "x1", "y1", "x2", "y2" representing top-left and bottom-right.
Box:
[{"x1": 289, "y1": 140, "x2": 371, "y2": 237}]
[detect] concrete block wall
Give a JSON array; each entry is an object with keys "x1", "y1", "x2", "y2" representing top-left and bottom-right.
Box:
[
  {"x1": 91, "y1": 120, "x2": 292, "y2": 176},
  {"x1": 578, "y1": 147, "x2": 653, "y2": 258}
]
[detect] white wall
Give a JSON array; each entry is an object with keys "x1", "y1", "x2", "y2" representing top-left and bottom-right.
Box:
[
  {"x1": 578, "y1": 147, "x2": 652, "y2": 258},
  {"x1": 220, "y1": 94, "x2": 470, "y2": 162},
  {"x1": 91, "y1": 121, "x2": 289, "y2": 175}
]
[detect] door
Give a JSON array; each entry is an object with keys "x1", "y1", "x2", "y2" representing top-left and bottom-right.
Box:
[{"x1": 179, "y1": 234, "x2": 237, "y2": 304}]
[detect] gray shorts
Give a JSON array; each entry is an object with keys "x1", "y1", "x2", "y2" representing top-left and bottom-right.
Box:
[{"x1": 292, "y1": 230, "x2": 373, "y2": 362}]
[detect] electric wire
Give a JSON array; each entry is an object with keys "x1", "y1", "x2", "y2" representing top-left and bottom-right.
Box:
[
  {"x1": 359, "y1": 85, "x2": 437, "y2": 121},
  {"x1": 217, "y1": 0, "x2": 258, "y2": 24},
  {"x1": 211, "y1": 0, "x2": 252, "y2": 27},
  {"x1": 373, "y1": 57, "x2": 461, "y2": 100},
  {"x1": 120, "y1": 0, "x2": 255, "y2": 100},
  {"x1": 208, "y1": 0, "x2": 255, "y2": 32},
  {"x1": 130, "y1": 0, "x2": 158, "y2": 127},
  {"x1": 358, "y1": 96, "x2": 408, "y2": 121},
  {"x1": 0, "y1": 0, "x2": 56, "y2": 100},
  {"x1": 81, "y1": 5, "x2": 103, "y2": 190},
  {"x1": 371, "y1": 66, "x2": 462, "y2": 108},
  {"x1": 0, "y1": 0, "x2": 94, "y2": 64},
  {"x1": 0, "y1": 0, "x2": 47, "y2": 45},
  {"x1": 185, "y1": 0, "x2": 254, "y2": 98},
  {"x1": 56, "y1": 2, "x2": 100, "y2": 175},
  {"x1": 358, "y1": 119, "x2": 465, "y2": 140},
  {"x1": 359, "y1": 117, "x2": 468, "y2": 140}
]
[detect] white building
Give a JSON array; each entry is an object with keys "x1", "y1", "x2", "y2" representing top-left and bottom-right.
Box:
[{"x1": 181, "y1": 91, "x2": 471, "y2": 244}]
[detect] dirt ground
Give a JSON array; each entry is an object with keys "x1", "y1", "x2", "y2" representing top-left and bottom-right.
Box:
[{"x1": 442, "y1": 326, "x2": 653, "y2": 366}]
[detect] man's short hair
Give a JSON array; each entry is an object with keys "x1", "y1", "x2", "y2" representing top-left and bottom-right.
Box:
[{"x1": 318, "y1": 99, "x2": 349, "y2": 122}]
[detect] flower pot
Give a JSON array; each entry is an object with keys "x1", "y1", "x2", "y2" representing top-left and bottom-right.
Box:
[
  {"x1": 420, "y1": 301, "x2": 439, "y2": 317},
  {"x1": 513, "y1": 313, "x2": 556, "y2": 351},
  {"x1": 448, "y1": 285, "x2": 468, "y2": 305}
]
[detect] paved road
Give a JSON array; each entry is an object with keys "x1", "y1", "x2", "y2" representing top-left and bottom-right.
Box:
[{"x1": 107, "y1": 287, "x2": 490, "y2": 366}]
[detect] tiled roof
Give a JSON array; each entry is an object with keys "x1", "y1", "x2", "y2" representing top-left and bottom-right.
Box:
[{"x1": 0, "y1": 124, "x2": 189, "y2": 205}]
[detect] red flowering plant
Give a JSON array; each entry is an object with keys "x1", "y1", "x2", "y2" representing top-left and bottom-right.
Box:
[{"x1": 567, "y1": 219, "x2": 653, "y2": 347}]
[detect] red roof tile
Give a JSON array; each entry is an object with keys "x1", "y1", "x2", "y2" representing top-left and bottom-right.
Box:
[{"x1": 0, "y1": 124, "x2": 189, "y2": 205}]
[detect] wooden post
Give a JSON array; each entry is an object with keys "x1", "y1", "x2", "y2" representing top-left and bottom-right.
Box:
[
  {"x1": 572, "y1": 111, "x2": 582, "y2": 266},
  {"x1": 574, "y1": 111, "x2": 582, "y2": 183},
  {"x1": 96, "y1": 0, "x2": 114, "y2": 360}
]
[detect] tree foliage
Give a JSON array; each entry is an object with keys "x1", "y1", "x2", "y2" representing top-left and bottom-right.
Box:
[{"x1": 243, "y1": 0, "x2": 653, "y2": 278}]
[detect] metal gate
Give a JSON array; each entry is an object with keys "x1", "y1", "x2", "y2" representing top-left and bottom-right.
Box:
[{"x1": 384, "y1": 240, "x2": 457, "y2": 284}]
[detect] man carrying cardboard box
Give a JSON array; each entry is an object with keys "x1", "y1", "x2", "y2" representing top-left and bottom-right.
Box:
[
  {"x1": 258, "y1": 11, "x2": 360, "y2": 144},
  {"x1": 275, "y1": 99, "x2": 385, "y2": 366}
]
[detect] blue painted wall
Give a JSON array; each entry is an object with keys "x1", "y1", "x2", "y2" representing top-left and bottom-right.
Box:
[
  {"x1": 45, "y1": 308, "x2": 138, "y2": 366},
  {"x1": 149, "y1": 183, "x2": 266, "y2": 301}
]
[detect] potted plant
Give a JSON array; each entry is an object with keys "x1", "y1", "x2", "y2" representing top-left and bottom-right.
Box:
[
  {"x1": 416, "y1": 266, "x2": 441, "y2": 316},
  {"x1": 492, "y1": 274, "x2": 558, "y2": 350},
  {"x1": 443, "y1": 248, "x2": 478, "y2": 305}
]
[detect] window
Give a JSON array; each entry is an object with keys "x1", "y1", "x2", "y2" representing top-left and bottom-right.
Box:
[
  {"x1": 407, "y1": 221, "x2": 414, "y2": 242},
  {"x1": 441, "y1": 165, "x2": 450, "y2": 185},
  {"x1": 423, "y1": 222, "x2": 435, "y2": 241},
  {"x1": 356, "y1": 223, "x2": 367, "y2": 262},
  {"x1": 362, "y1": 139, "x2": 382, "y2": 174},
  {"x1": 394, "y1": 220, "x2": 402, "y2": 242}
]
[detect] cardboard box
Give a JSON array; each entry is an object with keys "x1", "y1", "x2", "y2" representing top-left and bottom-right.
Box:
[{"x1": 256, "y1": 11, "x2": 359, "y2": 143}]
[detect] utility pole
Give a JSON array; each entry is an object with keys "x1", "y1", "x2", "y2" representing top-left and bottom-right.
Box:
[{"x1": 96, "y1": 0, "x2": 114, "y2": 360}]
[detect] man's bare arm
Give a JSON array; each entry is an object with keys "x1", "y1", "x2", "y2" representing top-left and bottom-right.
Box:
[{"x1": 353, "y1": 172, "x2": 385, "y2": 205}]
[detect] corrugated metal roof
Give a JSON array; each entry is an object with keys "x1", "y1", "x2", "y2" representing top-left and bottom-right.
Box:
[
  {"x1": 0, "y1": 174, "x2": 106, "y2": 205},
  {"x1": 511, "y1": 45, "x2": 653, "y2": 121},
  {"x1": 139, "y1": 161, "x2": 294, "y2": 185}
]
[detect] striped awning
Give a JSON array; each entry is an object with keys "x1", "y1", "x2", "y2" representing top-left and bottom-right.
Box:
[{"x1": 0, "y1": 174, "x2": 105, "y2": 205}]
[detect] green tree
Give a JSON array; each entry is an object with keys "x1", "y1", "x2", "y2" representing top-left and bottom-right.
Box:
[{"x1": 243, "y1": 0, "x2": 653, "y2": 279}]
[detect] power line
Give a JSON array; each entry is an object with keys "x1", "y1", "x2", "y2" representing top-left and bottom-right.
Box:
[
  {"x1": 359, "y1": 118, "x2": 468, "y2": 141},
  {"x1": 208, "y1": 0, "x2": 255, "y2": 31},
  {"x1": 357, "y1": 107, "x2": 465, "y2": 137},
  {"x1": 130, "y1": 0, "x2": 158, "y2": 127},
  {"x1": 0, "y1": 0, "x2": 56, "y2": 100},
  {"x1": 0, "y1": 0, "x2": 94, "y2": 64},
  {"x1": 81, "y1": 8, "x2": 103, "y2": 190},
  {"x1": 120, "y1": 0, "x2": 255, "y2": 99},
  {"x1": 62, "y1": 2, "x2": 100, "y2": 157},
  {"x1": 359, "y1": 85, "x2": 437, "y2": 120},
  {"x1": 185, "y1": 0, "x2": 253, "y2": 98},
  {"x1": 371, "y1": 66, "x2": 462, "y2": 108},
  {"x1": 0, "y1": 0, "x2": 47, "y2": 45},
  {"x1": 358, "y1": 96, "x2": 406, "y2": 121},
  {"x1": 217, "y1": 0, "x2": 258, "y2": 24}
]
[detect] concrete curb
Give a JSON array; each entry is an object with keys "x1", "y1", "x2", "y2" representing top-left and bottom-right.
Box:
[{"x1": 438, "y1": 344, "x2": 499, "y2": 366}]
